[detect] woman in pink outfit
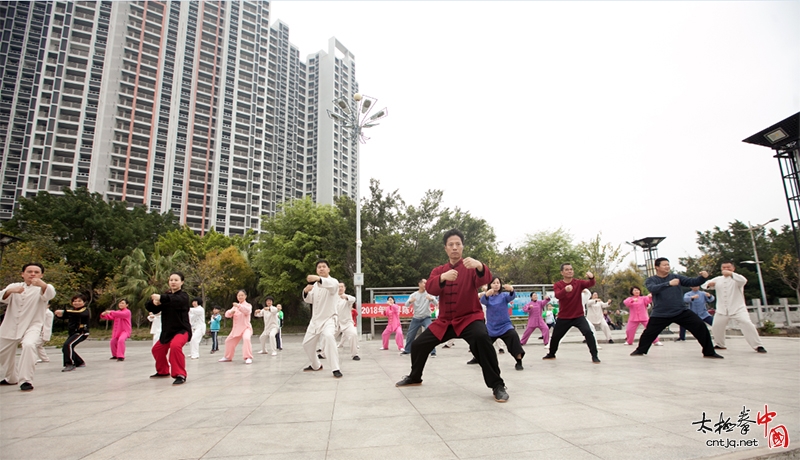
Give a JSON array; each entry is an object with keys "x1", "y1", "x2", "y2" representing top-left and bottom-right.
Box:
[
  {"x1": 380, "y1": 296, "x2": 404, "y2": 351},
  {"x1": 100, "y1": 299, "x2": 132, "y2": 360},
  {"x1": 622, "y1": 287, "x2": 660, "y2": 346},
  {"x1": 520, "y1": 293, "x2": 550, "y2": 346},
  {"x1": 219, "y1": 290, "x2": 254, "y2": 364}
]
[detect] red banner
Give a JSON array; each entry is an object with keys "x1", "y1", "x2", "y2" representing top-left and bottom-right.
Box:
[{"x1": 361, "y1": 303, "x2": 416, "y2": 318}]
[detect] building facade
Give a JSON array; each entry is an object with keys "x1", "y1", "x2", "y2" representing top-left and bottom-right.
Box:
[{"x1": 0, "y1": 0, "x2": 359, "y2": 235}]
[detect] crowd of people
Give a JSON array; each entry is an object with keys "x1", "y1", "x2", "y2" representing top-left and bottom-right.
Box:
[{"x1": 0, "y1": 229, "x2": 769, "y2": 401}]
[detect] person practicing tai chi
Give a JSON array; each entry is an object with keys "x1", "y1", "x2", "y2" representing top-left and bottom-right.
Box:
[
  {"x1": 380, "y1": 296, "x2": 404, "y2": 352},
  {"x1": 631, "y1": 258, "x2": 721, "y2": 359},
  {"x1": 0, "y1": 263, "x2": 56, "y2": 391},
  {"x1": 396, "y1": 229, "x2": 509, "y2": 403},
  {"x1": 188, "y1": 298, "x2": 206, "y2": 359},
  {"x1": 219, "y1": 290, "x2": 254, "y2": 364},
  {"x1": 209, "y1": 307, "x2": 221, "y2": 354},
  {"x1": 146, "y1": 272, "x2": 192, "y2": 385},
  {"x1": 679, "y1": 286, "x2": 714, "y2": 341},
  {"x1": 36, "y1": 307, "x2": 54, "y2": 364},
  {"x1": 520, "y1": 293, "x2": 550, "y2": 346},
  {"x1": 481, "y1": 277, "x2": 525, "y2": 370},
  {"x1": 56, "y1": 294, "x2": 91, "y2": 372},
  {"x1": 586, "y1": 293, "x2": 614, "y2": 344},
  {"x1": 542, "y1": 264, "x2": 601, "y2": 363},
  {"x1": 100, "y1": 299, "x2": 132, "y2": 361},
  {"x1": 623, "y1": 288, "x2": 661, "y2": 346},
  {"x1": 302, "y1": 260, "x2": 344, "y2": 378},
  {"x1": 335, "y1": 283, "x2": 360, "y2": 361},
  {"x1": 255, "y1": 296, "x2": 281, "y2": 356},
  {"x1": 704, "y1": 261, "x2": 767, "y2": 354},
  {"x1": 402, "y1": 279, "x2": 438, "y2": 357}
]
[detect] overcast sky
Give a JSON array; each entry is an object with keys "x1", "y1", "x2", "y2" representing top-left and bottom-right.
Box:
[{"x1": 271, "y1": 1, "x2": 800, "y2": 272}]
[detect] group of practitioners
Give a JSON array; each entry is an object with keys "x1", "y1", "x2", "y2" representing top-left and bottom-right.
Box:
[{"x1": 0, "y1": 229, "x2": 769, "y2": 396}]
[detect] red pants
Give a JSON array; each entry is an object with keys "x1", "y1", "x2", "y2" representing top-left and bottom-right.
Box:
[{"x1": 152, "y1": 332, "x2": 188, "y2": 378}]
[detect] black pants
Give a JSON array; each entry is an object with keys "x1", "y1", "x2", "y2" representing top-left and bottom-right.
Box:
[
  {"x1": 63, "y1": 332, "x2": 89, "y2": 366},
  {"x1": 210, "y1": 331, "x2": 219, "y2": 351},
  {"x1": 548, "y1": 317, "x2": 598, "y2": 358},
  {"x1": 635, "y1": 310, "x2": 716, "y2": 356},
  {"x1": 409, "y1": 320, "x2": 504, "y2": 389},
  {"x1": 276, "y1": 330, "x2": 282, "y2": 349},
  {"x1": 679, "y1": 315, "x2": 713, "y2": 340},
  {"x1": 491, "y1": 328, "x2": 525, "y2": 361}
]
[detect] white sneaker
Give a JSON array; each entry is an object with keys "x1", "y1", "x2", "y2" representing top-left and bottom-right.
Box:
[
  {"x1": 624, "y1": 342, "x2": 632, "y2": 346},
  {"x1": 257, "y1": 350, "x2": 266, "y2": 354},
  {"x1": 379, "y1": 347, "x2": 387, "y2": 350},
  {"x1": 654, "y1": 342, "x2": 664, "y2": 346},
  {"x1": 218, "y1": 358, "x2": 232, "y2": 362},
  {"x1": 245, "y1": 358, "x2": 253, "y2": 364},
  {"x1": 271, "y1": 351, "x2": 277, "y2": 356}
]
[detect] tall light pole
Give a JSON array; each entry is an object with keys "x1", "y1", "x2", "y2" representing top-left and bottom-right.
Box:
[
  {"x1": 737, "y1": 218, "x2": 778, "y2": 306},
  {"x1": 327, "y1": 93, "x2": 388, "y2": 338}
]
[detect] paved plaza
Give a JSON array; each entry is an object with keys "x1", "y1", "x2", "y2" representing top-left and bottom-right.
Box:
[{"x1": 1, "y1": 329, "x2": 798, "y2": 460}]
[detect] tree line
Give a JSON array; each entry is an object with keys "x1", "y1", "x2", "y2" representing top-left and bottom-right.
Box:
[{"x1": 1, "y1": 185, "x2": 798, "y2": 327}]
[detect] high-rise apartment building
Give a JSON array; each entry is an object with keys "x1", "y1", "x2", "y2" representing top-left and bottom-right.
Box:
[{"x1": 0, "y1": 0, "x2": 359, "y2": 235}]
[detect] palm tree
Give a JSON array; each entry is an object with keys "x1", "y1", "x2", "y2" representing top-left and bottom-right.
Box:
[{"x1": 115, "y1": 248, "x2": 186, "y2": 326}]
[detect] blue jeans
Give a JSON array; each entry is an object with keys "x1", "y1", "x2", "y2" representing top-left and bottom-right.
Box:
[{"x1": 405, "y1": 317, "x2": 436, "y2": 355}]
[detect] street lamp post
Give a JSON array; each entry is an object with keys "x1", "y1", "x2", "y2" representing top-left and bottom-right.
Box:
[
  {"x1": 736, "y1": 218, "x2": 778, "y2": 307},
  {"x1": 327, "y1": 94, "x2": 388, "y2": 338}
]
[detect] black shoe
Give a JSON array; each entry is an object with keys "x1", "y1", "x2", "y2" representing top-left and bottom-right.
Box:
[
  {"x1": 714, "y1": 345, "x2": 727, "y2": 350},
  {"x1": 20, "y1": 382, "x2": 33, "y2": 391},
  {"x1": 538, "y1": 336, "x2": 543, "y2": 339},
  {"x1": 173, "y1": 376, "x2": 186, "y2": 385},
  {"x1": 630, "y1": 350, "x2": 646, "y2": 356},
  {"x1": 493, "y1": 385, "x2": 509, "y2": 403},
  {"x1": 498, "y1": 349, "x2": 505, "y2": 354},
  {"x1": 400, "y1": 351, "x2": 410, "y2": 355},
  {"x1": 150, "y1": 373, "x2": 170, "y2": 378},
  {"x1": 515, "y1": 362, "x2": 524, "y2": 371},
  {"x1": 442, "y1": 344, "x2": 450, "y2": 349},
  {"x1": 582, "y1": 340, "x2": 587, "y2": 344},
  {"x1": 395, "y1": 375, "x2": 422, "y2": 387},
  {"x1": 542, "y1": 354, "x2": 556, "y2": 360},
  {"x1": 117, "y1": 358, "x2": 125, "y2": 361},
  {"x1": 756, "y1": 346, "x2": 767, "y2": 353},
  {"x1": 317, "y1": 354, "x2": 325, "y2": 359},
  {"x1": 0, "y1": 379, "x2": 14, "y2": 385},
  {"x1": 62, "y1": 365, "x2": 76, "y2": 372},
  {"x1": 332, "y1": 370, "x2": 343, "y2": 378},
  {"x1": 352, "y1": 355, "x2": 361, "y2": 361},
  {"x1": 704, "y1": 353, "x2": 724, "y2": 359},
  {"x1": 466, "y1": 357, "x2": 479, "y2": 365},
  {"x1": 109, "y1": 356, "x2": 118, "y2": 360},
  {"x1": 608, "y1": 340, "x2": 614, "y2": 344},
  {"x1": 592, "y1": 356, "x2": 601, "y2": 364},
  {"x1": 303, "y1": 365, "x2": 322, "y2": 372},
  {"x1": 675, "y1": 338, "x2": 686, "y2": 342}
]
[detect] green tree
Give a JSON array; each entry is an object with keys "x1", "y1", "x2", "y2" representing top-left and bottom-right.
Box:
[
  {"x1": 515, "y1": 228, "x2": 586, "y2": 284},
  {"x1": 251, "y1": 197, "x2": 350, "y2": 324},
  {"x1": 114, "y1": 248, "x2": 186, "y2": 326},
  {"x1": 578, "y1": 233, "x2": 627, "y2": 299},
  {"x1": 604, "y1": 262, "x2": 647, "y2": 310},
  {"x1": 2, "y1": 188, "x2": 179, "y2": 306},
  {"x1": 197, "y1": 246, "x2": 256, "y2": 309}
]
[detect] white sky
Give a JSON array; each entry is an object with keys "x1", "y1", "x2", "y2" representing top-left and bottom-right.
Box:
[{"x1": 271, "y1": 1, "x2": 800, "y2": 271}]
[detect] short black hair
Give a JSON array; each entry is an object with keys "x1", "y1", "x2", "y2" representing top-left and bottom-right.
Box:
[
  {"x1": 387, "y1": 296, "x2": 395, "y2": 303},
  {"x1": 118, "y1": 299, "x2": 129, "y2": 305},
  {"x1": 654, "y1": 257, "x2": 669, "y2": 267},
  {"x1": 264, "y1": 296, "x2": 274, "y2": 303},
  {"x1": 316, "y1": 259, "x2": 329, "y2": 269},
  {"x1": 629, "y1": 286, "x2": 641, "y2": 295},
  {"x1": 21, "y1": 263, "x2": 45, "y2": 274},
  {"x1": 170, "y1": 271, "x2": 185, "y2": 281},
  {"x1": 721, "y1": 260, "x2": 735, "y2": 267},
  {"x1": 490, "y1": 276, "x2": 503, "y2": 287},
  {"x1": 442, "y1": 229, "x2": 464, "y2": 245},
  {"x1": 193, "y1": 297, "x2": 202, "y2": 305},
  {"x1": 560, "y1": 263, "x2": 572, "y2": 271},
  {"x1": 71, "y1": 293, "x2": 88, "y2": 302}
]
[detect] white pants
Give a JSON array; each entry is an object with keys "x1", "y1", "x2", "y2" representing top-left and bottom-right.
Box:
[
  {"x1": 0, "y1": 328, "x2": 41, "y2": 384},
  {"x1": 260, "y1": 327, "x2": 279, "y2": 353},
  {"x1": 36, "y1": 337, "x2": 49, "y2": 362},
  {"x1": 712, "y1": 309, "x2": 763, "y2": 349},
  {"x1": 339, "y1": 324, "x2": 359, "y2": 357},
  {"x1": 302, "y1": 318, "x2": 339, "y2": 372},
  {"x1": 189, "y1": 325, "x2": 206, "y2": 358},
  {"x1": 590, "y1": 320, "x2": 613, "y2": 341}
]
